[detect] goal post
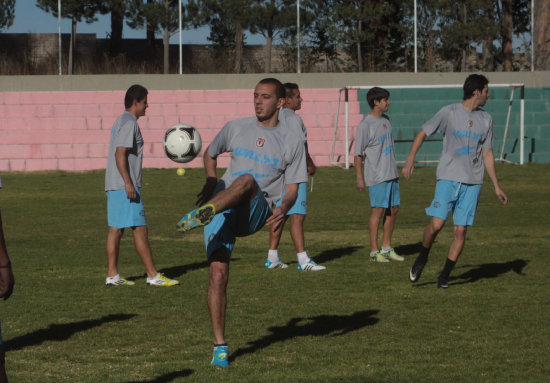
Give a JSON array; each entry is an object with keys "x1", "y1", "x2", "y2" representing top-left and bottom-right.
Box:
[{"x1": 331, "y1": 83, "x2": 526, "y2": 169}]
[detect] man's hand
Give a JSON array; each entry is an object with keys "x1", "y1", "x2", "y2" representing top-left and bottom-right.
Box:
[
  {"x1": 266, "y1": 205, "x2": 288, "y2": 231},
  {"x1": 356, "y1": 179, "x2": 365, "y2": 192},
  {"x1": 495, "y1": 186, "x2": 508, "y2": 205},
  {"x1": 401, "y1": 160, "x2": 415, "y2": 179},
  {"x1": 125, "y1": 182, "x2": 137, "y2": 200},
  {"x1": 0, "y1": 264, "x2": 14, "y2": 301},
  {"x1": 196, "y1": 177, "x2": 218, "y2": 206}
]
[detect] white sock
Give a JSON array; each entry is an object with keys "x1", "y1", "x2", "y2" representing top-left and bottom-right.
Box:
[
  {"x1": 268, "y1": 249, "x2": 279, "y2": 262},
  {"x1": 370, "y1": 251, "x2": 379, "y2": 256},
  {"x1": 381, "y1": 246, "x2": 392, "y2": 253},
  {"x1": 297, "y1": 251, "x2": 309, "y2": 265}
]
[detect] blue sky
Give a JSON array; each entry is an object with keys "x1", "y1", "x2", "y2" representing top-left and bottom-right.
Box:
[{"x1": 5, "y1": 1, "x2": 265, "y2": 45}]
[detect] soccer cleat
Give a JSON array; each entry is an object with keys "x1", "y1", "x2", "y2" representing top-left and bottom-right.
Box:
[
  {"x1": 297, "y1": 259, "x2": 326, "y2": 271},
  {"x1": 105, "y1": 275, "x2": 135, "y2": 286},
  {"x1": 409, "y1": 255, "x2": 428, "y2": 283},
  {"x1": 146, "y1": 273, "x2": 179, "y2": 287},
  {"x1": 370, "y1": 251, "x2": 390, "y2": 263},
  {"x1": 437, "y1": 277, "x2": 449, "y2": 289},
  {"x1": 265, "y1": 259, "x2": 289, "y2": 269},
  {"x1": 211, "y1": 345, "x2": 229, "y2": 367},
  {"x1": 176, "y1": 204, "x2": 216, "y2": 233},
  {"x1": 381, "y1": 248, "x2": 404, "y2": 261}
]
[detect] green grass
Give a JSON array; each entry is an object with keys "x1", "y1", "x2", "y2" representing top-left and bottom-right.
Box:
[{"x1": 1, "y1": 165, "x2": 549, "y2": 382}]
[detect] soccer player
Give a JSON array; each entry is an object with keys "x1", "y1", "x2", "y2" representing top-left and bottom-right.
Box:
[
  {"x1": 104, "y1": 84, "x2": 178, "y2": 287},
  {"x1": 264, "y1": 82, "x2": 325, "y2": 271},
  {"x1": 402, "y1": 74, "x2": 508, "y2": 288},
  {"x1": 176, "y1": 78, "x2": 307, "y2": 367},
  {"x1": 354, "y1": 87, "x2": 404, "y2": 263},
  {"x1": 0, "y1": 175, "x2": 15, "y2": 383}
]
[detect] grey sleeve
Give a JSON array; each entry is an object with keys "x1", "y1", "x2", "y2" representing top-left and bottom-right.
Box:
[
  {"x1": 208, "y1": 122, "x2": 232, "y2": 157},
  {"x1": 353, "y1": 122, "x2": 368, "y2": 156},
  {"x1": 115, "y1": 121, "x2": 136, "y2": 148},
  {"x1": 422, "y1": 107, "x2": 449, "y2": 137},
  {"x1": 482, "y1": 116, "x2": 494, "y2": 149},
  {"x1": 284, "y1": 142, "x2": 308, "y2": 185}
]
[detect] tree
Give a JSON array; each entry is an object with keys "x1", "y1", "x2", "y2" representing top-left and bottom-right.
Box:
[
  {"x1": 248, "y1": 0, "x2": 295, "y2": 73},
  {"x1": 0, "y1": 0, "x2": 15, "y2": 31},
  {"x1": 534, "y1": 0, "x2": 550, "y2": 70},
  {"x1": 200, "y1": 0, "x2": 254, "y2": 73},
  {"x1": 127, "y1": 0, "x2": 199, "y2": 74},
  {"x1": 36, "y1": 0, "x2": 101, "y2": 75},
  {"x1": 97, "y1": 0, "x2": 127, "y2": 56}
]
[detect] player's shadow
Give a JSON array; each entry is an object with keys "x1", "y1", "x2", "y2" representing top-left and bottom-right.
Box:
[
  {"x1": 451, "y1": 259, "x2": 528, "y2": 286},
  {"x1": 123, "y1": 369, "x2": 194, "y2": 383},
  {"x1": 313, "y1": 246, "x2": 364, "y2": 264},
  {"x1": 230, "y1": 309, "x2": 379, "y2": 362},
  {"x1": 413, "y1": 259, "x2": 528, "y2": 287},
  {"x1": 394, "y1": 242, "x2": 423, "y2": 256},
  {"x1": 129, "y1": 258, "x2": 241, "y2": 281},
  {"x1": 5, "y1": 313, "x2": 137, "y2": 352}
]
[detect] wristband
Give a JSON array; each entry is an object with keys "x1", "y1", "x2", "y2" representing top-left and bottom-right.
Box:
[{"x1": 0, "y1": 261, "x2": 11, "y2": 269}]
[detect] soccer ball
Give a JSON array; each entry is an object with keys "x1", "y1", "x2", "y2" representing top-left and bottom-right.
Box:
[{"x1": 163, "y1": 124, "x2": 202, "y2": 163}]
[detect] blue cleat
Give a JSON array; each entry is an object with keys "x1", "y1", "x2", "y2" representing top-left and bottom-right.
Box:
[
  {"x1": 177, "y1": 204, "x2": 216, "y2": 233},
  {"x1": 211, "y1": 345, "x2": 229, "y2": 367},
  {"x1": 265, "y1": 258, "x2": 289, "y2": 269}
]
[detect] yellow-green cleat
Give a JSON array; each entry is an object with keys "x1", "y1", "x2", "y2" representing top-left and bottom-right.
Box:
[{"x1": 176, "y1": 204, "x2": 216, "y2": 233}]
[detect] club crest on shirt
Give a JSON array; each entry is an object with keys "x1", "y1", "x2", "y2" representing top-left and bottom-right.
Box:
[
  {"x1": 256, "y1": 138, "x2": 265, "y2": 147},
  {"x1": 383, "y1": 124, "x2": 388, "y2": 130},
  {"x1": 467, "y1": 120, "x2": 473, "y2": 128}
]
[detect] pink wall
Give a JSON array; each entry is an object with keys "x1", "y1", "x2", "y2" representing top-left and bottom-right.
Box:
[{"x1": 0, "y1": 89, "x2": 362, "y2": 172}]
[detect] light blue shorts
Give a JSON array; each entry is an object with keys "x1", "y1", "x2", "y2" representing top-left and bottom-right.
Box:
[
  {"x1": 276, "y1": 182, "x2": 307, "y2": 215},
  {"x1": 426, "y1": 180, "x2": 482, "y2": 226},
  {"x1": 368, "y1": 179, "x2": 400, "y2": 208},
  {"x1": 106, "y1": 187, "x2": 147, "y2": 229},
  {"x1": 204, "y1": 188, "x2": 271, "y2": 259}
]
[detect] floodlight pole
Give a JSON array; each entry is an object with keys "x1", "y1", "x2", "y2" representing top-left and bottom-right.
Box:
[
  {"x1": 58, "y1": 0, "x2": 62, "y2": 75},
  {"x1": 297, "y1": 0, "x2": 301, "y2": 74},
  {"x1": 414, "y1": 0, "x2": 417, "y2": 72},
  {"x1": 531, "y1": 0, "x2": 534, "y2": 72},
  {"x1": 179, "y1": 0, "x2": 183, "y2": 75}
]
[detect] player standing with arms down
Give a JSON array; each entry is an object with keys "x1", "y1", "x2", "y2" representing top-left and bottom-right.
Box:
[
  {"x1": 176, "y1": 78, "x2": 307, "y2": 367},
  {"x1": 402, "y1": 74, "x2": 508, "y2": 288},
  {"x1": 264, "y1": 83, "x2": 325, "y2": 271},
  {"x1": 354, "y1": 87, "x2": 404, "y2": 263},
  {"x1": 0, "y1": 175, "x2": 15, "y2": 383},
  {"x1": 105, "y1": 85, "x2": 178, "y2": 287}
]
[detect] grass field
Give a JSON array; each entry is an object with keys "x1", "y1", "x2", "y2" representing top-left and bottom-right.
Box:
[{"x1": 1, "y1": 164, "x2": 549, "y2": 382}]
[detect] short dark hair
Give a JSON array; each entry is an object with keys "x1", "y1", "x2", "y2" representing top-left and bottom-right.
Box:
[
  {"x1": 125, "y1": 84, "x2": 148, "y2": 109},
  {"x1": 463, "y1": 74, "x2": 489, "y2": 100},
  {"x1": 257, "y1": 78, "x2": 286, "y2": 99},
  {"x1": 283, "y1": 82, "x2": 299, "y2": 98},
  {"x1": 366, "y1": 87, "x2": 390, "y2": 109}
]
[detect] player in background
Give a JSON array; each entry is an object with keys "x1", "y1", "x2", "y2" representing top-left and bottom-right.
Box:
[
  {"x1": 264, "y1": 82, "x2": 325, "y2": 271},
  {"x1": 402, "y1": 74, "x2": 508, "y2": 288},
  {"x1": 354, "y1": 87, "x2": 404, "y2": 263},
  {"x1": 0, "y1": 175, "x2": 15, "y2": 383},
  {"x1": 105, "y1": 85, "x2": 178, "y2": 287},
  {"x1": 176, "y1": 78, "x2": 307, "y2": 367}
]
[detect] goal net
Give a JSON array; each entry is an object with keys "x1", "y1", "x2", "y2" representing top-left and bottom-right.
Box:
[{"x1": 330, "y1": 84, "x2": 526, "y2": 168}]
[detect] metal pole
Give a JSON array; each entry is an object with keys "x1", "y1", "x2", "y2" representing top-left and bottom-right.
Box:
[
  {"x1": 344, "y1": 88, "x2": 349, "y2": 169},
  {"x1": 58, "y1": 0, "x2": 62, "y2": 75},
  {"x1": 520, "y1": 86, "x2": 525, "y2": 164},
  {"x1": 297, "y1": 0, "x2": 300, "y2": 74},
  {"x1": 531, "y1": 0, "x2": 534, "y2": 72},
  {"x1": 179, "y1": 0, "x2": 183, "y2": 75},
  {"x1": 414, "y1": 0, "x2": 417, "y2": 72}
]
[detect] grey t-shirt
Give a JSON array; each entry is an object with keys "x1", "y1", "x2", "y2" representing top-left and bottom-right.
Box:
[
  {"x1": 105, "y1": 111, "x2": 144, "y2": 191},
  {"x1": 354, "y1": 114, "x2": 399, "y2": 186},
  {"x1": 279, "y1": 108, "x2": 307, "y2": 143},
  {"x1": 208, "y1": 114, "x2": 308, "y2": 207},
  {"x1": 422, "y1": 103, "x2": 493, "y2": 185}
]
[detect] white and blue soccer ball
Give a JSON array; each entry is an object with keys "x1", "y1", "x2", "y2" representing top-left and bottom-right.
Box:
[{"x1": 163, "y1": 124, "x2": 202, "y2": 163}]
